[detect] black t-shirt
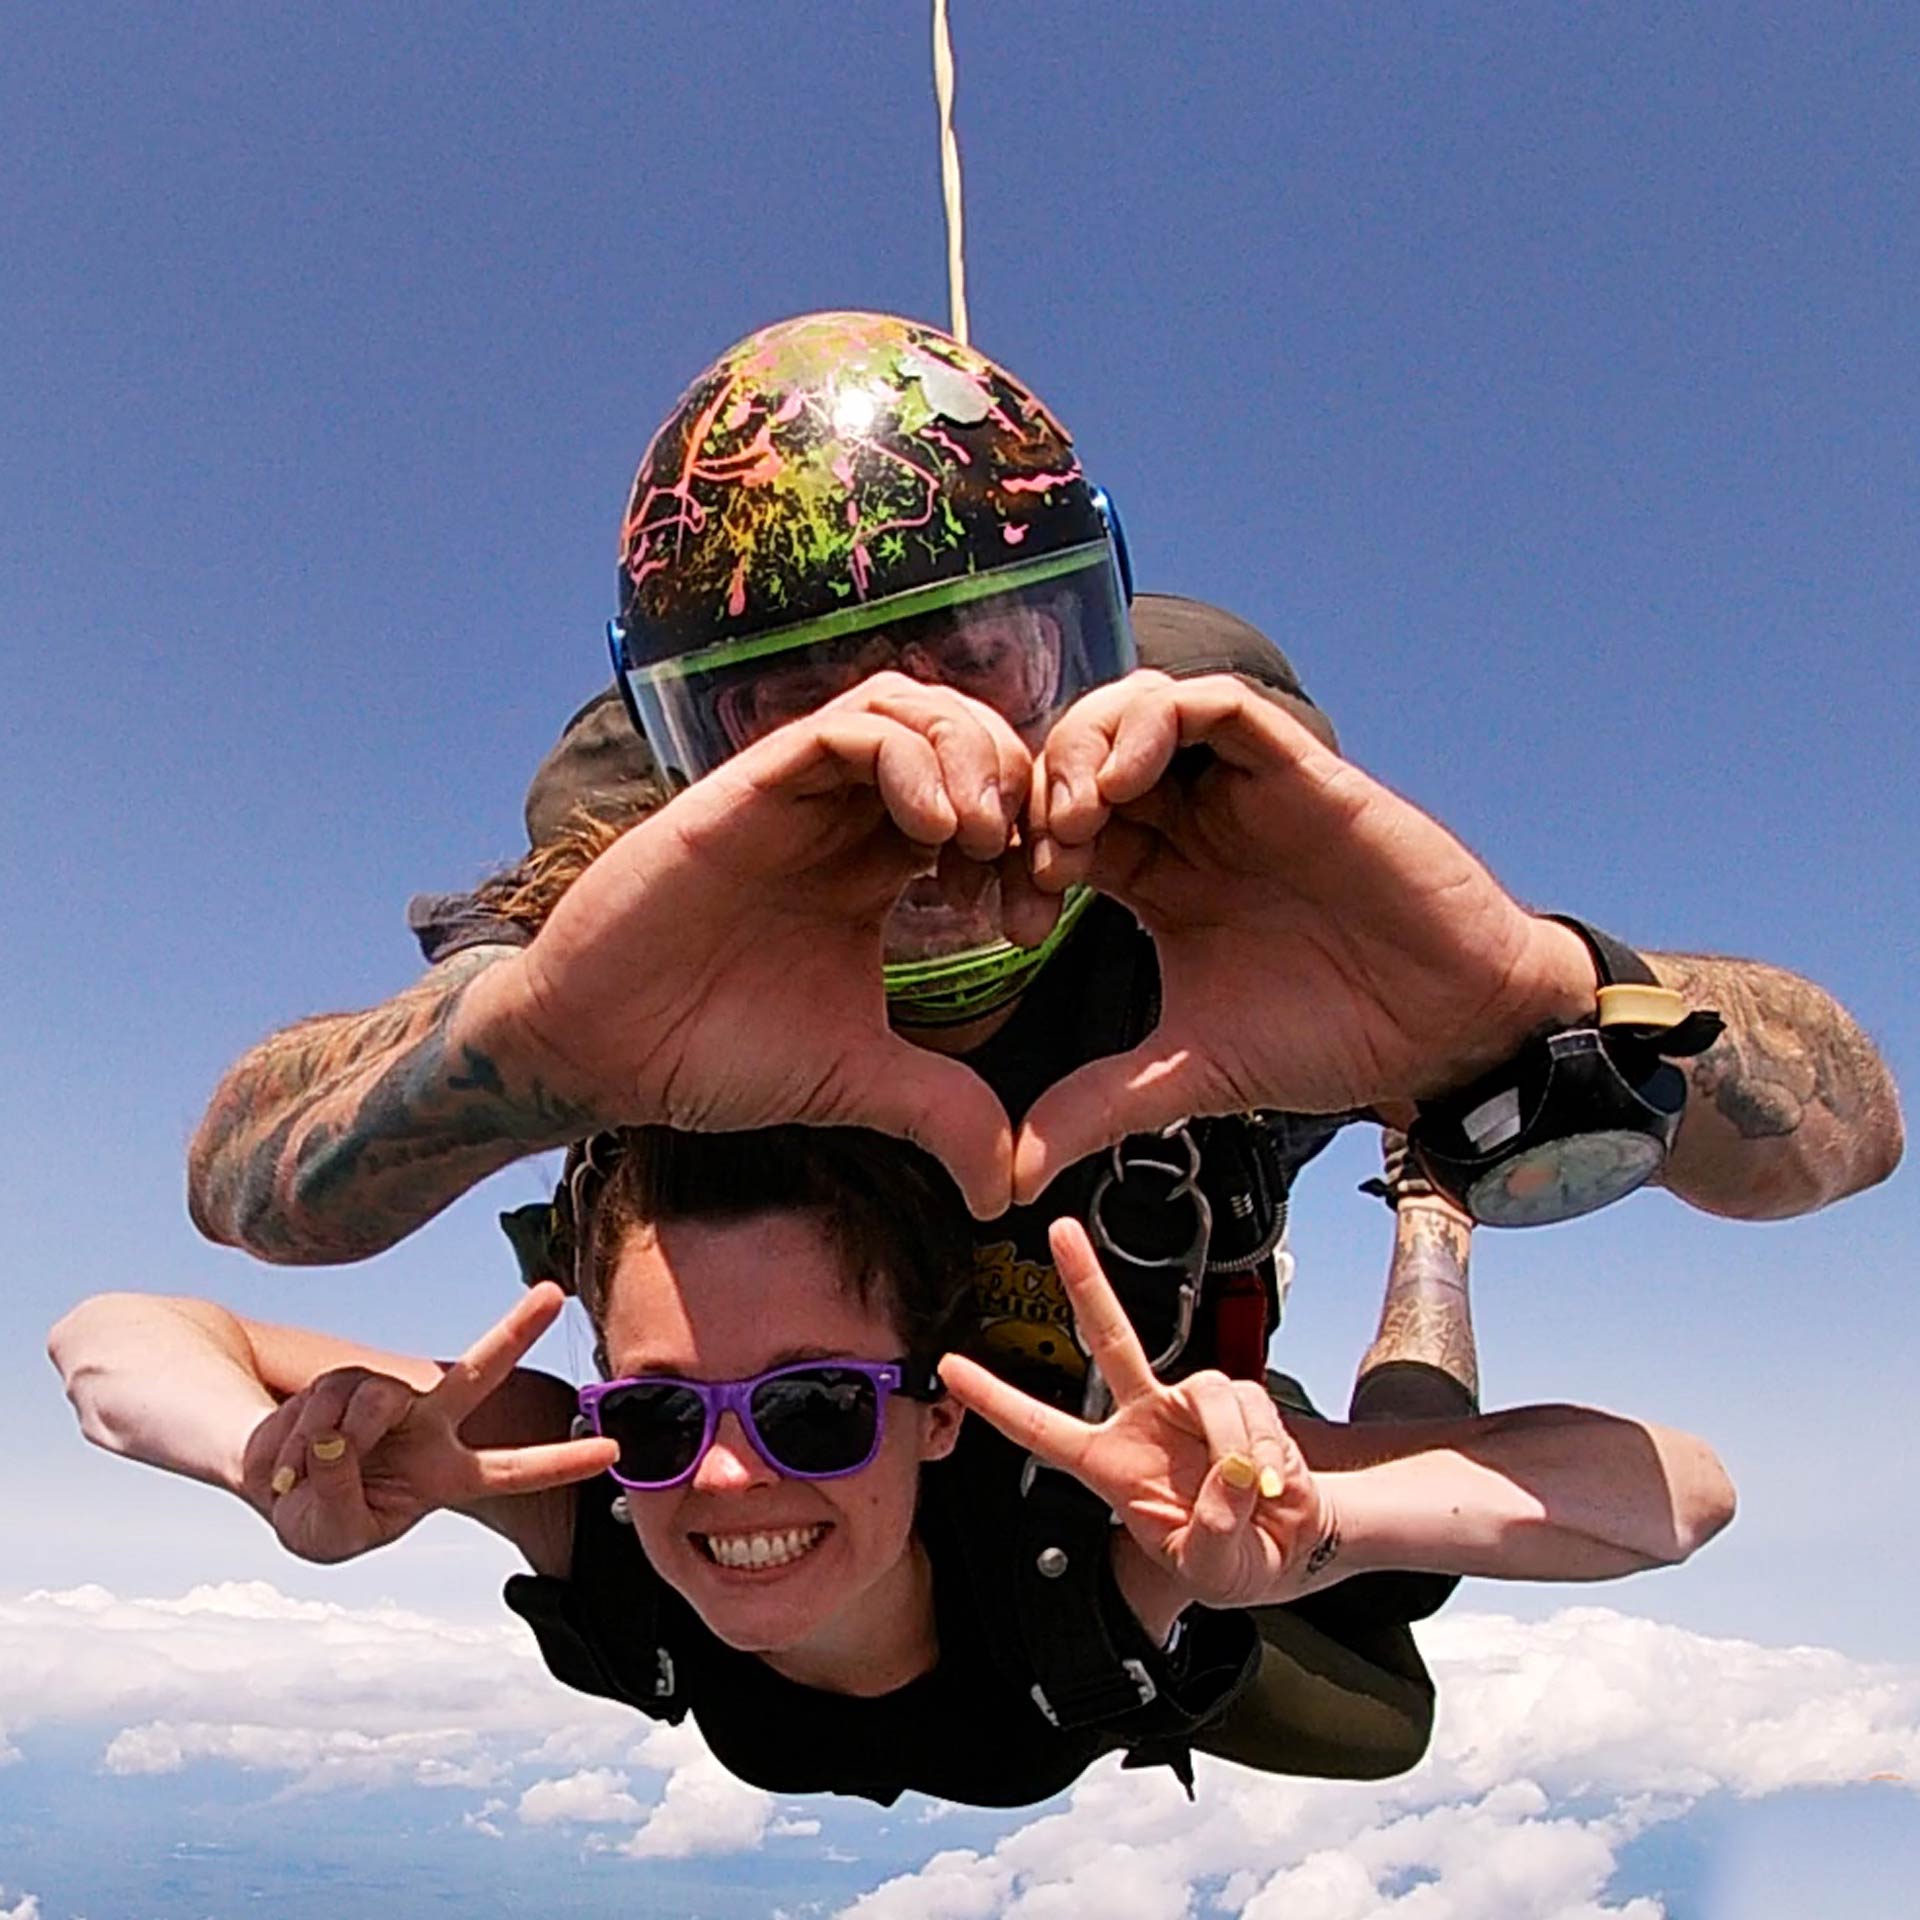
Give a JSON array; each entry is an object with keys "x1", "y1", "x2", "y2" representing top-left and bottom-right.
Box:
[{"x1": 503, "y1": 1424, "x2": 1259, "y2": 1808}]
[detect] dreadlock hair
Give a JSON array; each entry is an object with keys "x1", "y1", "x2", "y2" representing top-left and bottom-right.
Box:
[
  {"x1": 570, "y1": 1125, "x2": 979, "y2": 1376},
  {"x1": 468, "y1": 787, "x2": 668, "y2": 940}
]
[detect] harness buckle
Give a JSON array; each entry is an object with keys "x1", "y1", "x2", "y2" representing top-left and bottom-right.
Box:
[{"x1": 1087, "y1": 1120, "x2": 1212, "y2": 1379}]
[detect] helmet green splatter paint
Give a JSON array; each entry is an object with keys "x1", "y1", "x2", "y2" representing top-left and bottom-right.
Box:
[
  {"x1": 616, "y1": 310, "x2": 1107, "y2": 666},
  {"x1": 608, "y1": 312, "x2": 1135, "y2": 1027}
]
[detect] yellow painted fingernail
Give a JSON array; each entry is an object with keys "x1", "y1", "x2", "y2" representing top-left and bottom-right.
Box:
[
  {"x1": 1258, "y1": 1466, "x2": 1285, "y2": 1499},
  {"x1": 310, "y1": 1435, "x2": 347, "y2": 1464},
  {"x1": 1219, "y1": 1453, "x2": 1258, "y2": 1491},
  {"x1": 270, "y1": 1466, "x2": 297, "y2": 1497}
]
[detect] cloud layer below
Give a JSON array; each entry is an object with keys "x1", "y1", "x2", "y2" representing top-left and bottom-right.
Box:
[{"x1": 2, "y1": 1583, "x2": 1914, "y2": 1917}]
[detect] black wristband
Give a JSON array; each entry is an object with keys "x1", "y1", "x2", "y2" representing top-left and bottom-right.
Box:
[{"x1": 1540, "y1": 914, "x2": 1658, "y2": 991}]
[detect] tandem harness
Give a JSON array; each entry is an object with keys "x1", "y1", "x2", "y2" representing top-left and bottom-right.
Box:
[{"x1": 986, "y1": 900, "x2": 1310, "y2": 1789}]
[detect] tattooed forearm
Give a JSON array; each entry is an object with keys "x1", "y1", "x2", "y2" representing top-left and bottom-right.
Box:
[
  {"x1": 1356, "y1": 1193, "x2": 1478, "y2": 1404},
  {"x1": 188, "y1": 948, "x2": 596, "y2": 1265},
  {"x1": 1647, "y1": 953, "x2": 1903, "y2": 1218}
]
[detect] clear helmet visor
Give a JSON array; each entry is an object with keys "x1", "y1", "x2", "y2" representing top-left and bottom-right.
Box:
[
  {"x1": 614, "y1": 541, "x2": 1133, "y2": 1023},
  {"x1": 618, "y1": 540, "x2": 1133, "y2": 785}
]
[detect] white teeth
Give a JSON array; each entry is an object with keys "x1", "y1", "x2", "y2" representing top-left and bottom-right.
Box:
[{"x1": 699, "y1": 1525, "x2": 826, "y2": 1571}]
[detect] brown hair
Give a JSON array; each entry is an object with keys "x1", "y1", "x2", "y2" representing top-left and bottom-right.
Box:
[
  {"x1": 571, "y1": 1125, "x2": 978, "y2": 1373},
  {"x1": 468, "y1": 790, "x2": 666, "y2": 940}
]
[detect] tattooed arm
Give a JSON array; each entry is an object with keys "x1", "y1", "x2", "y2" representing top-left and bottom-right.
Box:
[
  {"x1": 187, "y1": 948, "x2": 597, "y2": 1265},
  {"x1": 1646, "y1": 953, "x2": 1904, "y2": 1219}
]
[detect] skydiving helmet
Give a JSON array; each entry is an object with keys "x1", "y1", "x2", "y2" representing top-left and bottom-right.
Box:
[{"x1": 608, "y1": 311, "x2": 1137, "y2": 1024}]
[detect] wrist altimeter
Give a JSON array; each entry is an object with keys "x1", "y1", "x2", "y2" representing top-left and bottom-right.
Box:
[{"x1": 1408, "y1": 918, "x2": 1724, "y2": 1228}]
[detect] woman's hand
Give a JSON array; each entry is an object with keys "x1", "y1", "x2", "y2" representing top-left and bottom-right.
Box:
[
  {"x1": 240, "y1": 1285, "x2": 616, "y2": 1565},
  {"x1": 938, "y1": 1219, "x2": 1341, "y2": 1610}
]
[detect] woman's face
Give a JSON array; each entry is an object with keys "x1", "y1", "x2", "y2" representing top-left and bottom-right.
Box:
[{"x1": 597, "y1": 1209, "x2": 962, "y2": 1659}]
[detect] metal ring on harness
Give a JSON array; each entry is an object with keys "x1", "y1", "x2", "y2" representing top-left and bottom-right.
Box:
[{"x1": 1085, "y1": 1121, "x2": 1213, "y2": 1398}]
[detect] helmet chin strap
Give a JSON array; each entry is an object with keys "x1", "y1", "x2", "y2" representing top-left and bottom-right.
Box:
[{"x1": 884, "y1": 887, "x2": 1095, "y2": 1027}]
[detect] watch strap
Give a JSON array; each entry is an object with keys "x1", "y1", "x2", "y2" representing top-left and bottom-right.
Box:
[
  {"x1": 1542, "y1": 915, "x2": 1723, "y2": 1058},
  {"x1": 1541, "y1": 913, "x2": 1657, "y2": 988}
]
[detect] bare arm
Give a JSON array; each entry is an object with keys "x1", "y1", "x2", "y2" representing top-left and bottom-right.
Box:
[
  {"x1": 48, "y1": 1291, "x2": 592, "y2": 1572},
  {"x1": 187, "y1": 947, "x2": 598, "y2": 1265},
  {"x1": 1286, "y1": 1402, "x2": 1736, "y2": 1588},
  {"x1": 1646, "y1": 951, "x2": 1904, "y2": 1218},
  {"x1": 945, "y1": 1218, "x2": 1737, "y2": 1624},
  {"x1": 1106, "y1": 1398, "x2": 1734, "y2": 1636}
]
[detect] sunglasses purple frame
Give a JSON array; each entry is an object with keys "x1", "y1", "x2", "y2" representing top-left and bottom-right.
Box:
[{"x1": 577, "y1": 1358, "x2": 939, "y2": 1491}]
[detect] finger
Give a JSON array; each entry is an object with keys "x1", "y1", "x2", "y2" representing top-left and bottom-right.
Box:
[
  {"x1": 1181, "y1": 1368, "x2": 1258, "y2": 1469},
  {"x1": 428, "y1": 1283, "x2": 568, "y2": 1426},
  {"x1": 996, "y1": 843, "x2": 1063, "y2": 950},
  {"x1": 337, "y1": 1373, "x2": 419, "y2": 1457},
  {"x1": 299, "y1": 1421, "x2": 366, "y2": 1511},
  {"x1": 242, "y1": 1398, "x2": 305, "y2": 1509},
  {"x1": 1047, "y1": 1218, "x2": 1161, "y2": 1405},
  {"x1": 750, "y1": 707, "x2": 957, "y2": 846},
  {"x1": 836, "y1": 1038, "x2": 1013, "y2": 1219},
  {"x1": 1013, "y1": 1047, "x2": 1209, "y2": 1206},
  {"x1": 936, "y1": 1353, "x2": 1093, "y2": 1473},
  {"x1": 854, "y1": 676, "x2": 1030, "y2": 862},
  {"x1": 1110, "y1": 674, "x2": 1325, "y2": 790},
  {"x1": 270, "y1": 1369, "x2": 374, "y2": 1495},
  {"x1": 1233, "y1": 1379, "x2": 1299, "y2": 1497},
  {"x1": 468, "y1": 1436, "x2": 620, "y2": 1497},
  {"x1": 1034, "y1": 673, "x2": 1175, "y2": 846},
  {"x1": 1182, "y1": 1452, "x2": 1265, "y2": 1576}
]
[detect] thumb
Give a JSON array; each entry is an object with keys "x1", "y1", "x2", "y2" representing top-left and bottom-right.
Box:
[
  {"x1": 1013, "y1": 1045, "x2": 1206, "y2": 1206},
  {"x1": 844, "y1": 1040, "x2": 1013, "y2": 1219}
]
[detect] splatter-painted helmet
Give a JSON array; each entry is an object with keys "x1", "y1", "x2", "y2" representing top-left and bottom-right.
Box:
[{"x1": 608, "y1": 311, "x2": 1136, "y2": 1024}]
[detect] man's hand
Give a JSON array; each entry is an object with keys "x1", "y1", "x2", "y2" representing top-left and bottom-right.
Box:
[
  {"x1": 1012, "y1": 672, "x2": 1598, "y2": 1201},
  {"x1": 939, "y1": 1219, "x2": 1337, "y2": 1611},
  {"x1": 242, "y1": 1286, "x2": 615, "y2": 1564},
  {"x1": 473, "y1": 674, "x2": 1041, "y2": 1217}
]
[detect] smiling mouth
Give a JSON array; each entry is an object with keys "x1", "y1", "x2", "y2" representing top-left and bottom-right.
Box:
[{"x1": 693, "y1": 1524, "x2": 830, "y2": 1572}]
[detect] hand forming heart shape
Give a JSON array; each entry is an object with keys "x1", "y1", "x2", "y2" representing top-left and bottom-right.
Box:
[{"x1": 483, "y1": 671, "x2": 1596, "y2": 1218}]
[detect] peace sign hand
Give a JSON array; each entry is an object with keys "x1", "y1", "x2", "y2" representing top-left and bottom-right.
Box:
[
  {"x1": 240, "y1": 1284, "x2": 617, "y2": 1565},
  {"x1": 938, "y1": 1220, "x2": 1340, "y2": 1612}
]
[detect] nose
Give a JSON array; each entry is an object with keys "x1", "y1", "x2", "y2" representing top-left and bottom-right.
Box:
[{"x1": 689, "y1": 1411, "x2": 779, "y2": 1493}]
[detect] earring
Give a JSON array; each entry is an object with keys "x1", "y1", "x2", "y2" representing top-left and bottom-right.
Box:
[{"x1": 609, "y1": 1493, "x2": 632, "y2": 1525}]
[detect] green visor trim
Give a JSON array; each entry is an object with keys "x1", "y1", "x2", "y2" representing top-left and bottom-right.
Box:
[
  {"x1": 631, "y1": 541, "x2": 1116, "y2": 686},
  {"x1": 884, "y1": 886, "x2": 1096, "y2": 1027}
]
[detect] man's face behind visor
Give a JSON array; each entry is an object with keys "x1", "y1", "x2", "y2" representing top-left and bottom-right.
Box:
[
  {"x1": 713, "y1": 599, "x2": 1066, "y2": 754},
  {"x1": 618, "y1": 546, "x2": 1134, "y2": 981}
]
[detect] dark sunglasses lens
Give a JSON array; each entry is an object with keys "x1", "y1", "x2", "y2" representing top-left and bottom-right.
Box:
[
  {"x1": 597, "y1": 1382, "x2": 708, "y2": 1486},
  {"x1": 750, "y1": 1368, "x2": 881, "y2": 1476}
]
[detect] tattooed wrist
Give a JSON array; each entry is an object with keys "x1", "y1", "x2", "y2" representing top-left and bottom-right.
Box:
[{"x1": 1303, "y1": 1516, "x2": 1342, "y2": 1580}]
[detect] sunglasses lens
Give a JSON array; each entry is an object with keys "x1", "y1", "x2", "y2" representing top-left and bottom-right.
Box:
[
  {"x1": 596, "y1": 1382, "x2": 708, "y2": 1486},
  {"x1": 751, "y1": 1368, "x2": 882, "y2": 1476}
]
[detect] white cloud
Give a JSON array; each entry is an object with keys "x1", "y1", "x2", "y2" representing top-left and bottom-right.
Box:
[
  {"x1": 516, "y1": 1767, "x2": 646, "y2": 1826},
  {"x1": 0, "y1": 1892, "x2": 38, "y2": 1920},
  {"x1": 608, "y1": 1745, "x2": 778, "y2": 1859},
  {"x1": 4, "y1": 1583, "x2": 1916, "y2": 1910},
  {"x1": 463, "y1": 1797, "x2": 508, "y2": 1839},
  {"x1": 835, "y1": 1607, "x2": 1920, "y2": 1920},
  {"x1": 102, "y1": 1719, "x2": 503, "y2": 1795},
  {"x1": 0, "y1": 1581, "x2": 802, "y2": 1866}
]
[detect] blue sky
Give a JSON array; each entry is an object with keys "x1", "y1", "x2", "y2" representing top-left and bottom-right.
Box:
[{"x1": 2, "y1": 5, "x2": 1915, "y2": 1913}]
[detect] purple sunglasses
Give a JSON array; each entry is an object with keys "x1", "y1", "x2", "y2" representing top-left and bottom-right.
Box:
[{"x1": 577, "y1": 1358, "x2": 943, "y2": 1491}]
